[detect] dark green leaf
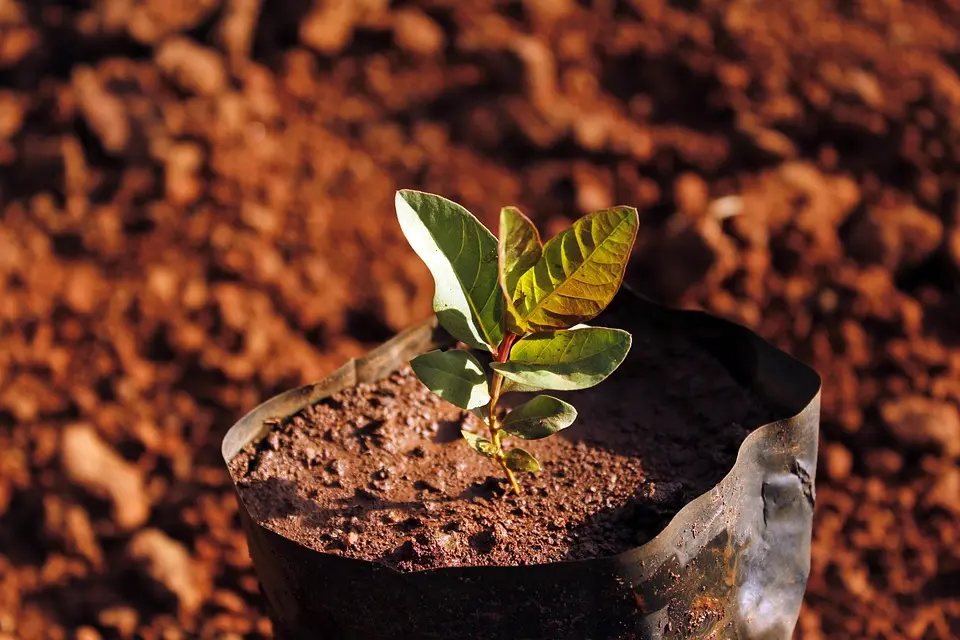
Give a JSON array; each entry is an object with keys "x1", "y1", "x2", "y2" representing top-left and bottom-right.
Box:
[
  {"x1": 513, "y1": 207, "x2": 638, "y2": 331},
  {"x1": 504, "y1": 447, "x2": 541, "y2": 472},
  {"x1": 396, "y1": 190, "x2": 504, "y2": 352},
  {"x1": 501, "y1": 395, "x2": 577, "y2": 439},
  {"x1": 492, "y1": 327, "x2": 631, "y2": 392},
  {"x1": 461, "y1": 430, "x2": 497, "y2": 458},
  {"x1": 411, "y1": 349, "x2": 490, "y2": 410}
]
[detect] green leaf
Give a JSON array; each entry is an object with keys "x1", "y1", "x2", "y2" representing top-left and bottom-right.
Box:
[
  {"x1": 499, "y1": 206, "x2": 542, "y2": 298},
  {"x1": 396, "y1": 190, "x2": 504, "y2": 352},
  {"x1": 504, "y1": 447, "x2": 541, "y2": 472},
  {"x1": 461, "y1": 430, "x2": 497, "y2": 458},
  {"x1": 501, "y1": 395, "x2": 577, "y2": 439},
  {"x1": 512, "y1": 207, "x2": 638, "y2": 331},
  {"x1": 410, "y1": 350, "x2": 490, "y2": 410},
  {"x1": 499, "y1": 206, "x2": 542, "y2": 335},
  {"x1": 491, "y1": 327, "x2": 632, "y2": 392}
]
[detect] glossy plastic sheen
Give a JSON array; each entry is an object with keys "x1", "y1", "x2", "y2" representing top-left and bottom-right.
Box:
[{"x1": 222, "y1": 290, "x2": 821, "y2": 639}]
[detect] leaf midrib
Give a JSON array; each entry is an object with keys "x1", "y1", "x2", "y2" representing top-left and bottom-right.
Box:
[{"x1": 499, "y1": 339, "x2": 623, "y2": 372}]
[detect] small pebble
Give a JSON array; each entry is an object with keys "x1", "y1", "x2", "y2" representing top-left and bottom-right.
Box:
[{"x1": 435, "y1": 533, "x2": 457, "y2": 551}]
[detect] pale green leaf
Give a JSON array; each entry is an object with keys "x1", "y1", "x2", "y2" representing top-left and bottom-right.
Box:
[
  {"x1": 396, "y1": 190, "x2": 504, "y2": 352},
  {"x1": 501, "y1": 395, "x2": 577, "y2": 440},
  {"x1": 513, "y1": 207, "x2": 638, "y2": 331},
  {"x1": 504, "y1": 447, "x2": 541, "y2": 472},
  {"x1": 410, "y1": 350, "x2": 490, "y2": 410},
  {"x1": 461, "y1": 430, "x2": 497, "y2": 458},
  {"x1": 492, "y1": 327, "x2": 632, "y2": 392}
]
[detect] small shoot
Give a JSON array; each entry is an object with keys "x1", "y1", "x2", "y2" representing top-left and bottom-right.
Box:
[{"x1": 396, "y1": 190, "x2": 639, "y2": 495}]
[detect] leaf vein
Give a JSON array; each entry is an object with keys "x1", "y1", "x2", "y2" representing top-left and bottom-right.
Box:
[{"x1": 519, "y1": 213, "x2": 634, "y2": 324}]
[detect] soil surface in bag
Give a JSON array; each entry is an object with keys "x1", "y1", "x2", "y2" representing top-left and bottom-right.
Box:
[{"x1": 231, "y1": 317, "x2": 777, "y2": 570}]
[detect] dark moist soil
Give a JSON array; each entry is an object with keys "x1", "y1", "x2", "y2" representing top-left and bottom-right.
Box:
[{"x1": 231, "y1": 319, "x2": 777, "y2": 571}]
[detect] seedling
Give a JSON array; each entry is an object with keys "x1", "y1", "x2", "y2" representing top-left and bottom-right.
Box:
[{"x1": 396, "y1": 191, "x2": 639, "y2": 495}]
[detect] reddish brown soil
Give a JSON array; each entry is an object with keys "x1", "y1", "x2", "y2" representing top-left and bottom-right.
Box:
[
  {"x1": 229, "y1": 315, "x2": 775, "y2": 571},
  {"x1": 1, "y1": 1, "x2": 958, "y2": 638}
]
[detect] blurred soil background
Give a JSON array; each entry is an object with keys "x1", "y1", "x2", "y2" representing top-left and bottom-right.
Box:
[{"x1": 0, "y1": 0, "x2": 958, "y2": 638}]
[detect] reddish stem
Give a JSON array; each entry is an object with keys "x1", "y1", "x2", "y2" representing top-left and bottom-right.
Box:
[
  {"x1": 497, "y1": 333, "x2": 517, "y2": 364},
  {"x1": 488, "y1": 332, "x2": 519, "y2": 494}
]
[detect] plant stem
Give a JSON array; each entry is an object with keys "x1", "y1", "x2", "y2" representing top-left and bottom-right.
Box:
[
  {"x1": 493, "y1": 429, "x2": 520, "y2": 495},
  {"x1": 487, "y1": 333, "x2": 520, "y2": 495}
]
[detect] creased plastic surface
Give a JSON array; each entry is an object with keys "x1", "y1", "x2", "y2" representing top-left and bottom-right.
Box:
[{"x1": 222, "y1": 289, "x2": 821, "y2": 640}]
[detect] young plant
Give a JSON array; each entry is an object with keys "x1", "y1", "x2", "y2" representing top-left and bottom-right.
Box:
[{"x1": 396, "y1": 190, "x2": 639, "y2": 495}]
